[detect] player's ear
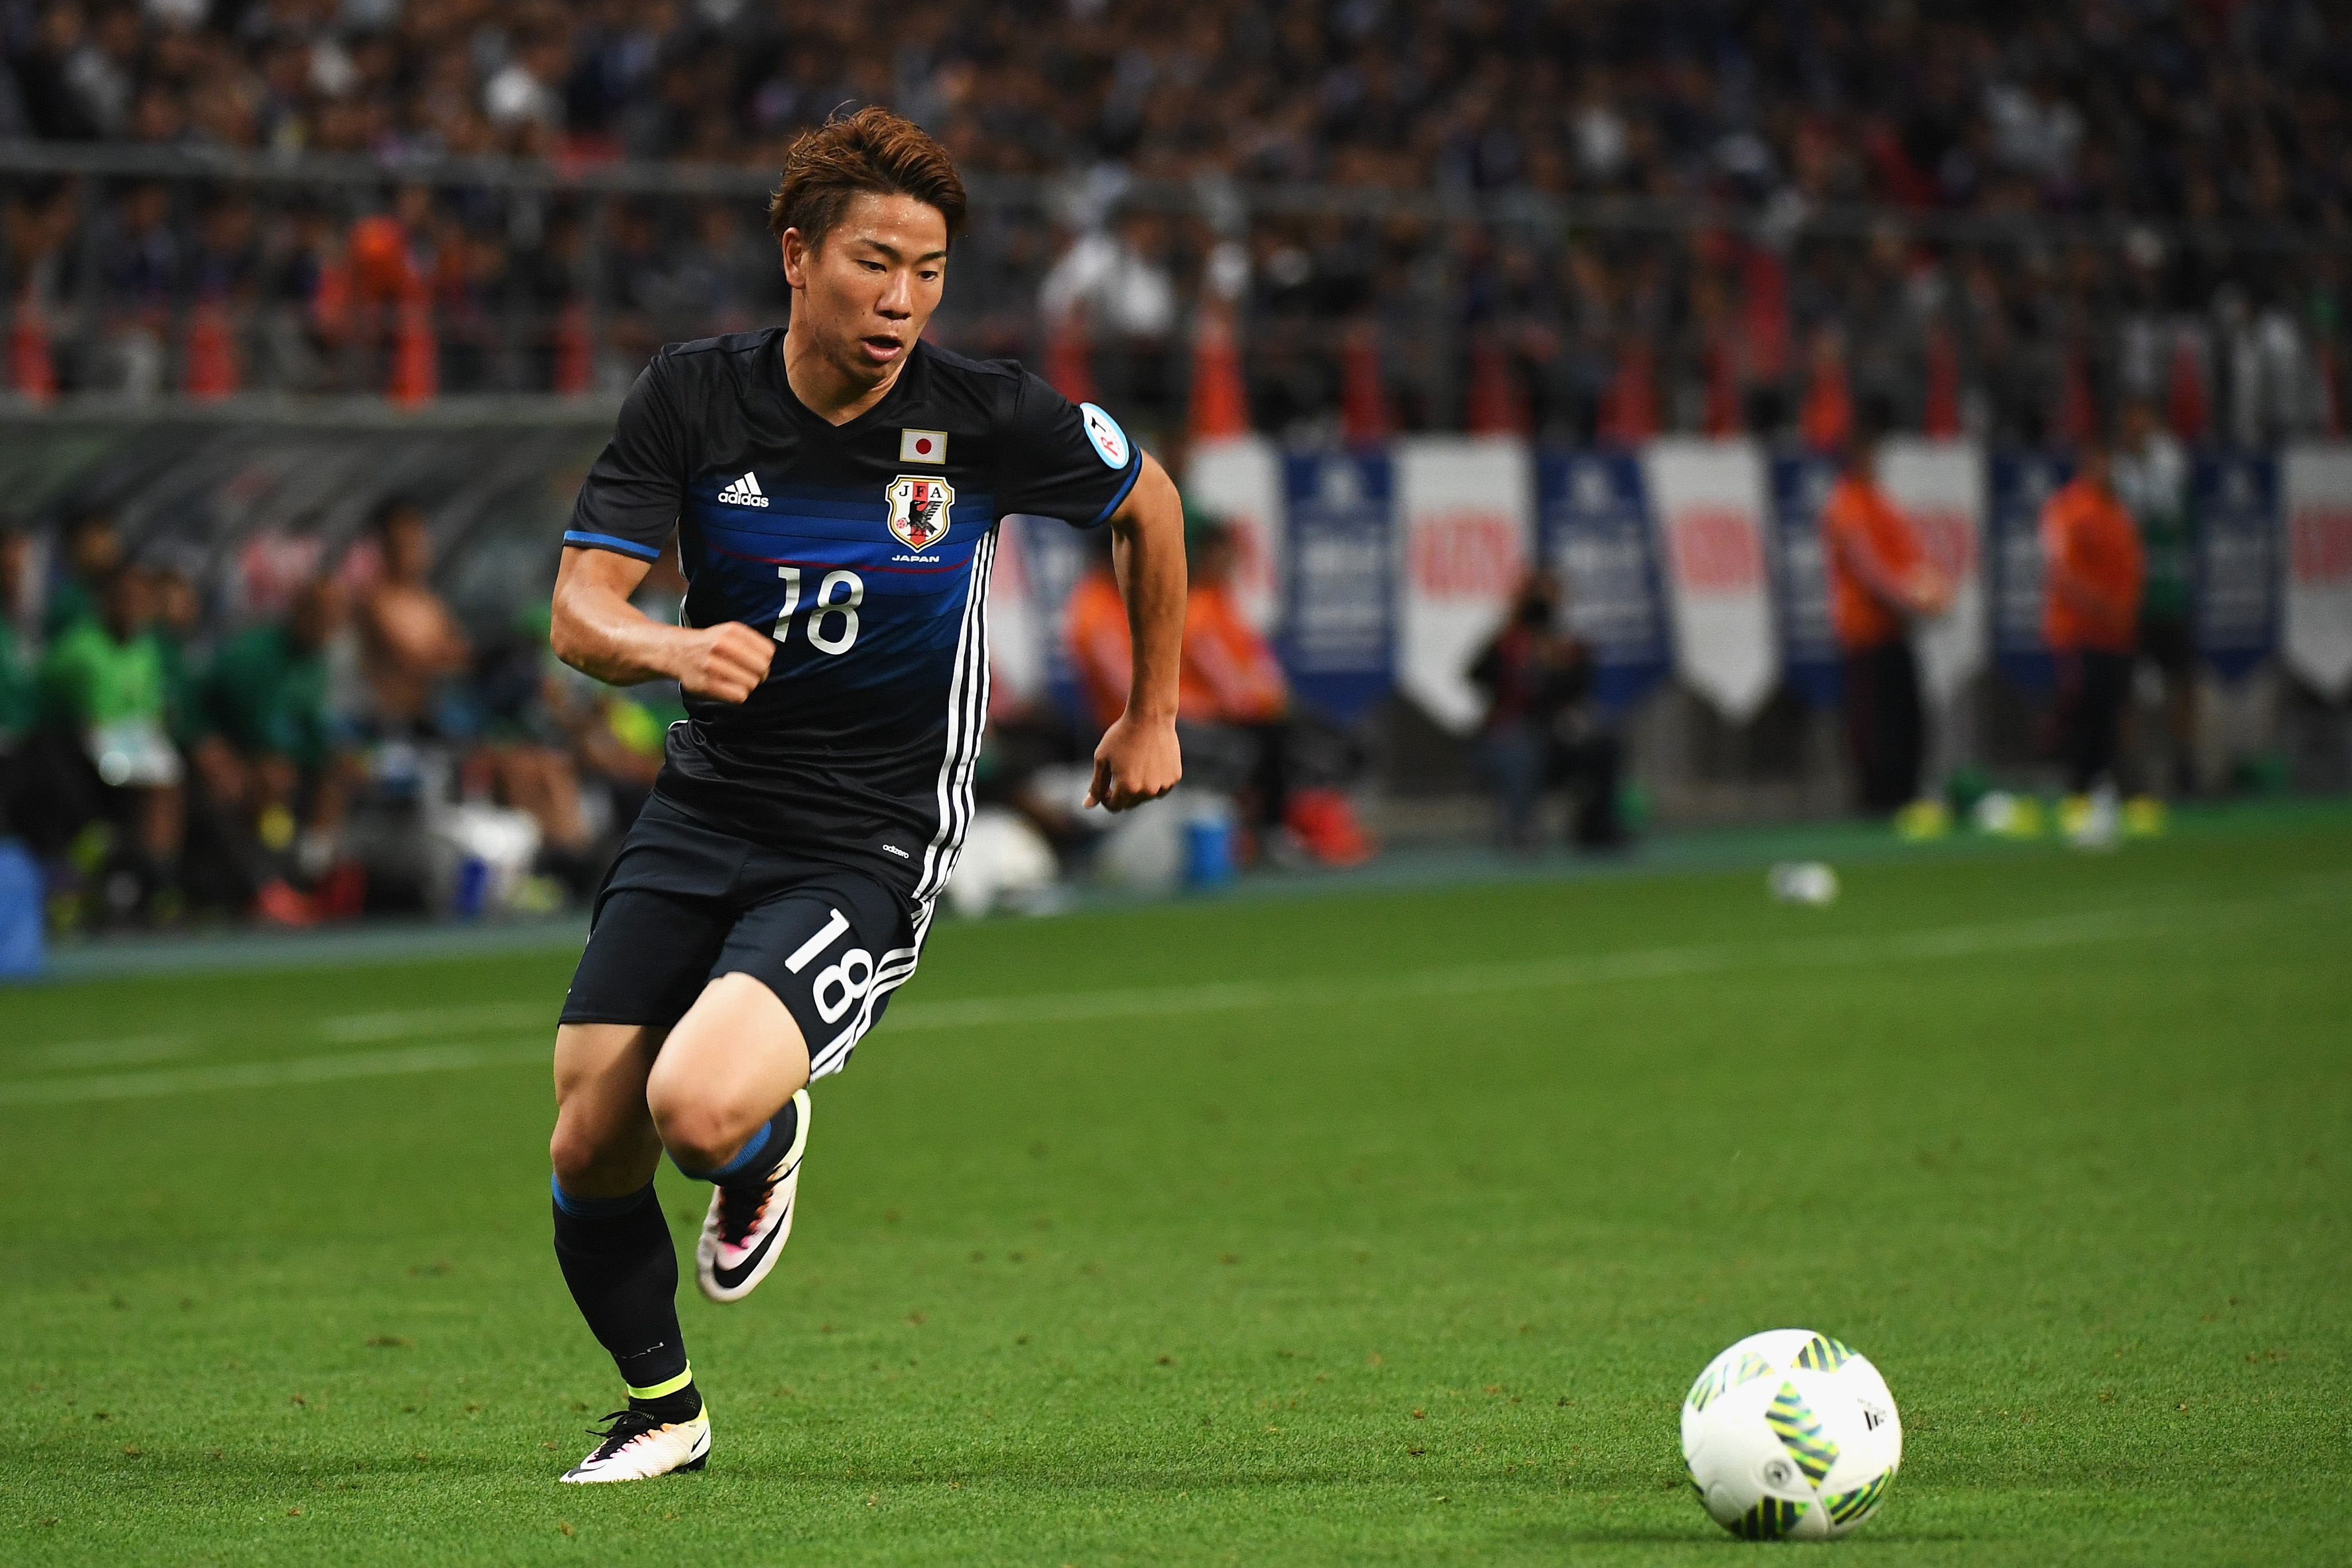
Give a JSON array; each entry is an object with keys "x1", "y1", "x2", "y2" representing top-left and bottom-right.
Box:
[{"x1": 779, "y1": 227, "x2": 809, "y2": 290}]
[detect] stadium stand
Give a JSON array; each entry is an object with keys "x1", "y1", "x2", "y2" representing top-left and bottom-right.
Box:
[
  {"x1": 4, "y1": 2, "x2": 2351, "y2": 932},
  {"x1": 1, "y1": 0, "x2": 2347, "y2": 439}
]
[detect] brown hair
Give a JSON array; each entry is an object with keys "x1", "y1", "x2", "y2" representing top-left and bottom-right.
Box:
[{"x1": 767, "y1": 106, "x2": 967, "y2": 251}]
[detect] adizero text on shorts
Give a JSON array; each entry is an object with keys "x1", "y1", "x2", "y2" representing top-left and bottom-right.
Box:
[{"x1": 560, "y1": 798, "x2": 913, "y2": 1079}]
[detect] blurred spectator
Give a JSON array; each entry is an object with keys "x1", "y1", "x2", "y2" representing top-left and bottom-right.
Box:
[
  {"x1": 1179, "y1": 510, "x2": 1371, "y2": 866},
  {"x1": 1468, "y1": 569, "x2": 1625, "y2": 852},
  {"x1": 0, "y1": 528, "x2": 33, "y2": 833},
  {"x1": 1064, "y1": 524, "x2": 1131, "y2": 734},
  {"x1": 193, "y1": 575, "x2": 359, "y2": 916},
  {"x1": 2041, "y1": 437, "x2": 2145, "y2": 802},
  {"x1": 1039, "y1": 205, "x2": 1178, "y2": 435},
  {"x1": 2113, "y1": 397, "x2": 2197, "y2": 796},
  {"x1": 149, "y1": 561, "x2": 205, "y2": 749},
  {"x1": 45, "y1": 507, "x2": 125, "y2": 638},
  {"x1": 1179, "y1": 510, "x2": 1291, "y2": 835},
  {"x1": 33, "y1": 563, "x2": 185, "y2": 921},
  {"x1": 1822, "y1": 423, "x2": 1952, "y2": 814},
  {"x1": 358, "y1": 497, "x2": 468, "y2": 732}
]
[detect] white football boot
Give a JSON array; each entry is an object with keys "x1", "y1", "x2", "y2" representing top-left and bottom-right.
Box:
[
  {"x1": 695, "y1": 1088, "x2": 811, "y2": 1303},
  {"x1": 559, "y1": 1405, "x2": 710, "y2": 1483}
]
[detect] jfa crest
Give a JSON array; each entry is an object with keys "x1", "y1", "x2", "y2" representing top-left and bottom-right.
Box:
[{"x1": 886, "y1": 474, "x2": 955, "y2": 550}]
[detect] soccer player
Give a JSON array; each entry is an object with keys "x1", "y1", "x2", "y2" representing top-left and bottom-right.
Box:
[
  {"x1": 2041, "y1": 434, "x2": 2144, "y2": 842},
  {"x1": 540, "y1": 108, "x2": 1186, "y2": 1483},
  {"x1": 1821, "y1": 421, "x2": 1953, "y2": 815}
]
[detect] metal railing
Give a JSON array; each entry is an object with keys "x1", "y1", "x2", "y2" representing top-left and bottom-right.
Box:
[{"x1": 5, "y1": 138, "x2": 2344, "y2": 444}]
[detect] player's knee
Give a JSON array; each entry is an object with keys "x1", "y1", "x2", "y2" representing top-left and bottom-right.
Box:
[
  {"x1": 643, "y1": 1083, "x2": 743, "y2": 1173},
  {"x1": 547, "y1": 1121, "x2": 599, "y2": 1188},
  {"x1": 548, "y1": 1112, "x2": 631, "y2": 1189}
]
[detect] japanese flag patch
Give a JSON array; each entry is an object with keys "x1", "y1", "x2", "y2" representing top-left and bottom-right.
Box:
[
  {"x1": 899, "y1": 428, "x2": 948, "y2": 464},
  {"x1": 1079, "y1": 403, "x2": 1130, "y2": 470}
]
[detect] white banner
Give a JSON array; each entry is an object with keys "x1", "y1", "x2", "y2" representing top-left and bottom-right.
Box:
[
  {"x1": 1393, "y1": 435, "x2": 1533, "y2": 734},
  {"x1": 984, "y1": 516, "x2": 1046, "y2": 707},
  {"x1": 1877, "y1": 437, "x2": 1987, "y2": 708},
  {"x1": 1641, "y1": 437, "x2": 1777, "y2": 722},
  {"x1": 1182, "y1": 434, "x2": 1285, "y2": 632},
  {"x1": 2282, "y1": 444, "x2": 2352, "y2": 699}
]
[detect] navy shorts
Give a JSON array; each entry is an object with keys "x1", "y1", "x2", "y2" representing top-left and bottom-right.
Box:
[{"x1": 559, "y1": 795, "x2": 917, "y2": 1079}]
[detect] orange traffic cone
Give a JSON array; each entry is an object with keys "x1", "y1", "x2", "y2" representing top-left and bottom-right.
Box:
[
  {"x1": 1046, "y1": 323, "x2": 1095, "y2": 405},
  {"x1": 2058, "y1": 343, "x2": 2097, "y2": 446},
  {"x1": 2167, "y1": 332, "x2": 2208, "y2": 442},
  {"x1": 10, "y1": 297, "x2": 56, "y2": 405},
  {"x1": 1924, "y1": 324, "x2": 1961, "y2": 437},
  {"x1": 2319, "y1": 342, "x2": 2345, "y2": 439},
  {"x1": 1702, "y1": 335, "x2": 1739, "y2": 437},
  {"x1": 389, "y1": 294, "x2": 437, "y2": 406},
  {"x1": 184, "y1": 299, "x2": 238, "y2": 400},
  {"x1": 1340, "y1": 320, "x2": 1388, "y2": 443},
  {"x1": 1799, "y1": 330, "x2": 1852, "y2": 451},
  {"x1": 1186, "y1": 302, "x2": 1250, "y2": 441},
  {"x1": 1463, "y1": 334, "x2": 1529, "y2": 434},
  {"x1": 553, "y1": 299, "x2": 593, "y2": 395},
  {"x1": 1599, "y1": 337, "x2": 1656, "y2": 445}
]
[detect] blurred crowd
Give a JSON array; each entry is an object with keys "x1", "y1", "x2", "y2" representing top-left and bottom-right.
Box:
[
  {"x1": 9, "y1": 0, "x2": 2350, "y2": 216},
  {"x1": 0, "y1": 498, "x2": 685, "y2": 928},
  {"x1": 0, "y1": 489, "x2": 1384, "y2": 930},
  {"x1": 2, "y1": 0, "x2": 2349, "y2": 441}
]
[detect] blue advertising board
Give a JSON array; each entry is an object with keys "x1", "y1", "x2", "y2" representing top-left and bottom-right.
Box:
[
  {"x1": 2190, "y1": 453, "x2": 2278, "y2": 682},
  {"x1": 1535, "y1": 450, "x2": 1672, "y2": 713},
  {"x1": 1766, "y1": 451, "x2": 1846, "y2": 710},
  {"x1": 1278, "y1": 450, "x2": 1395, "y2": 724}
]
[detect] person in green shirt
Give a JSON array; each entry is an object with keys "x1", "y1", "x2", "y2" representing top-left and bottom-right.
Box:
[
  {"x1": 195, "y1": 576, "x2": 351, "y2": 868},
  {"x1": 2113, "y1": 397, "x2": 2197, "y2": 795},
  {"x1": 38, "y1": 563, "x2": 186, "y2": 913},
  {"x1": 43, "y1": 509, "x2": 125, "y2": 642}
]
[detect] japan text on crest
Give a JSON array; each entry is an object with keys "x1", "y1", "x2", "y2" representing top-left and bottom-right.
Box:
[{"x1": 886, "y1": 474, "x2": 955, "y2": 551}]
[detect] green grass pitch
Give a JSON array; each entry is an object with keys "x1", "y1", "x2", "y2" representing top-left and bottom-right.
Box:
[{"x1": 2, "y1": 811, "x2": 2347, "y2": 1565}]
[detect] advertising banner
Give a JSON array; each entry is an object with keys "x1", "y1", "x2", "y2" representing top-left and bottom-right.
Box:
[
  {"x1": 1537, "y1": 450, "x2": 1671, "y2": 713},
  {"x1": 1183, "y1": 434, "x2": 1285, "y2": 632},
  {"x1": 1279, "y1": 450, "x2": 1395, "y2": 724},
  {"x1": 1986, "y1": 451, "x2": 2069, "y2": 692},
  {"x1": 1878, "y1": 438, "x2": 1987, "y2": 708},
  {"x1": 1393, "y1": 436, "x2": 1533, "y2": 734},
  {"x1": 2191, "y1": 454, "x2": 2278, "y2": 683},
  {"x1": 1641, "y1": 437, "x2": 1777, "y2": 722},
  {"x1": 2281, "y1": 444, "x2": 2352, "y2": 700},
  {"x1": 1765, "y1": 452, "x2": 1843, "y2": 711},
  {"x1": 984, "y1": 513, "x2": 1047, "y2": 708}
]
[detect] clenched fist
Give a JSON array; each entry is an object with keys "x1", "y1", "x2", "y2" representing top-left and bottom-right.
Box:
[{"x1": 672, "y1": 621, "x2": 777, "y2": 703}]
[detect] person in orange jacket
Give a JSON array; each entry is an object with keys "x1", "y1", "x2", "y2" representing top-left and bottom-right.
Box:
[
  {"x1": 1820, "y1": 422, "x2": 1953, "y2": 814},
  {"x1": 1181, "y1": 509, "x2": 1370, "y2": 865},
  {"x1": 1063, "y1": 525, "x2": 1134, "y2": 735},
  {"x1": 2041, "y1": 434, "x2": 2145, "y2": 797}
]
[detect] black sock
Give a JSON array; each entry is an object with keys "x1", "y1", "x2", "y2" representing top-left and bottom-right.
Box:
[
  {"x1": 681, "y1": 1095, "x2": 799, "y2": 1193},
  {"x1": 550, "y1": 1178, "x2": 699, "y2": 1421}
]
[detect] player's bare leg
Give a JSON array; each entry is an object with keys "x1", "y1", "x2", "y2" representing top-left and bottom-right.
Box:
[
  {"x1": 548, "y1": 1021, "x2": 708, "y2": 1482},
  {"x1": 648, "y1": 973, "x2": 814, "y2": 1304}
]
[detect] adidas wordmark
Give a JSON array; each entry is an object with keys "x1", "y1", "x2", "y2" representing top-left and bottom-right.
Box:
[{"x1": 718, "y1": 472, "x2": 769, "y2": 508}]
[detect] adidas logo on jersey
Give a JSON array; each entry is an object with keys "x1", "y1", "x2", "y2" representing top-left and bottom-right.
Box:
[{"x1": 718, "y1": 472, "x2": 769, "y2": 508}]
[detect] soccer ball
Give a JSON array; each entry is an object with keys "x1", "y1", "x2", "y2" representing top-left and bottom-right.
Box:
[{"x1": 1680, "y1": 1329, "x2": 1902, "y2": 1540}]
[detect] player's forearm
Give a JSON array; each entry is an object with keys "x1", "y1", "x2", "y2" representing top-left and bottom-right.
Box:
[
  {"x1": 1111, "y1": 457, "x2": 1186, "y2": 722},
  {"x1": 552, "y1": 577, "x2": 690, "y2": 687}
]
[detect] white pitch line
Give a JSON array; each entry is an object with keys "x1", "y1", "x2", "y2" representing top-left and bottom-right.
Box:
[
  {"x1": 0, "y1": 1039, "x2": 547, "y2": 1106},
  {"x1": 0, "y1": 895, "x2": 2314, "y2": 1108},
  {"x1": 317, "y1": 1001, "x2": 552, "y2": 1043}
]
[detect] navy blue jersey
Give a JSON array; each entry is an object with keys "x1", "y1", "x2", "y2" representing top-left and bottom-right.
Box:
[{"x1": 564, "y1": 330, "x2": 1140, "y2": 910}]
